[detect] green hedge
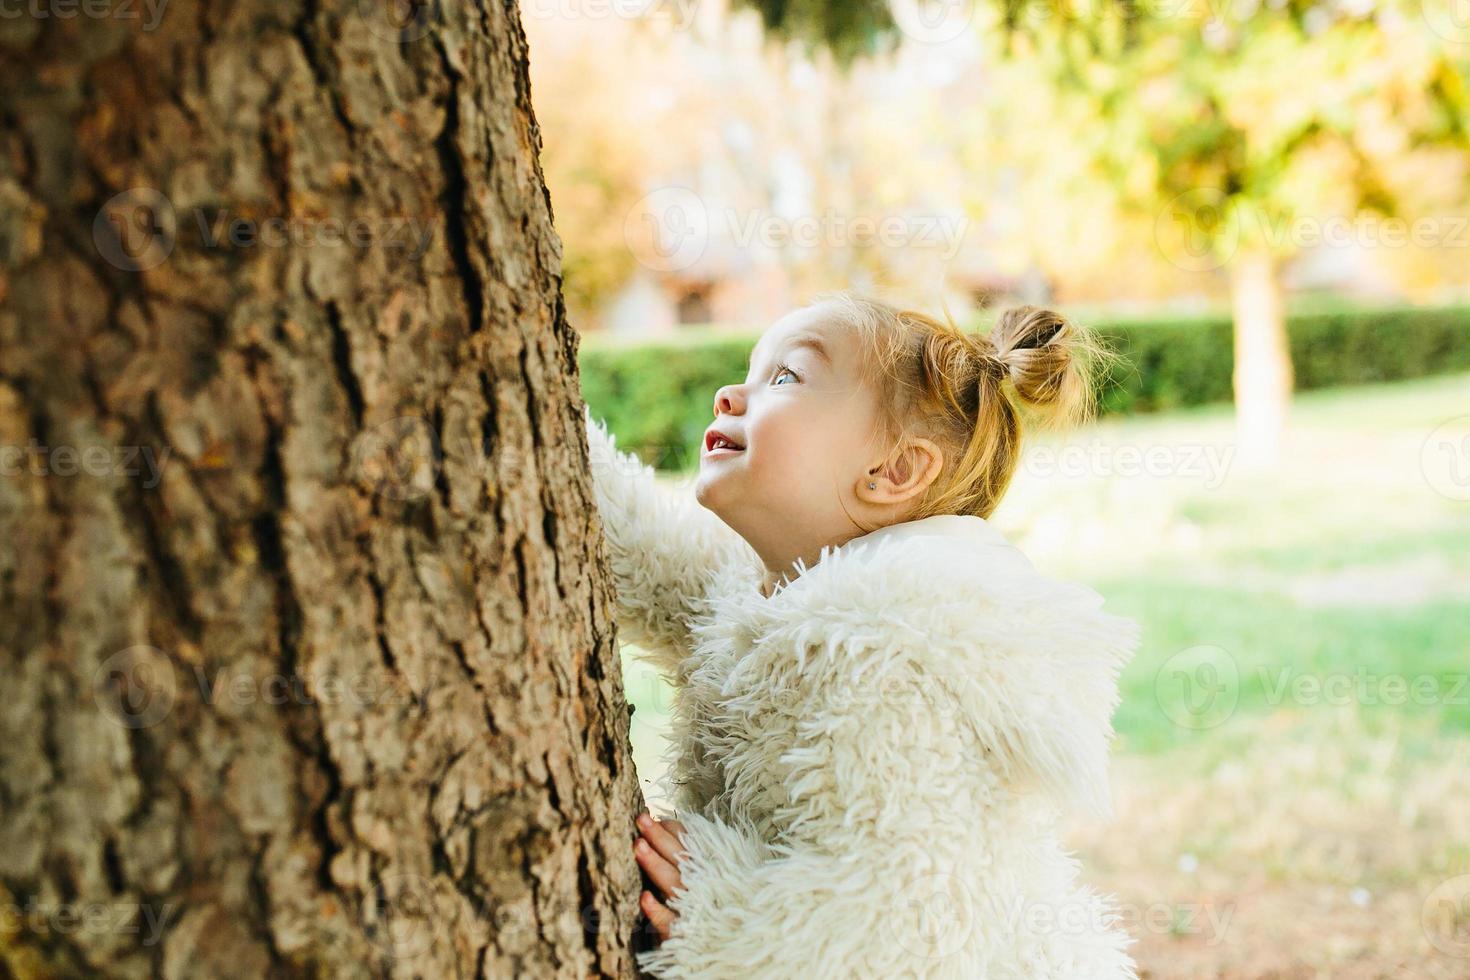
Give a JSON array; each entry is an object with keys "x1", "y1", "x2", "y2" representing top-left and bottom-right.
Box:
[{"x1": 579, "y1": 302, "x2": 1470, "y2": 471}]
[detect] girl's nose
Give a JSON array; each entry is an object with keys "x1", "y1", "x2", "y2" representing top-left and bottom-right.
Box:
[{"x1": 713, "y1": 383, "x2": 744, "y2": 418}]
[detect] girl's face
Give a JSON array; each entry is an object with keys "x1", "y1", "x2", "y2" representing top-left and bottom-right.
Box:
[{"x1": 694, "y1": 305, "x2": 886, "y2": 568}]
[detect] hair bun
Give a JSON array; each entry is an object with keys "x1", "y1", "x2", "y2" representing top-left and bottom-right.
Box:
[{"x1": 988, "y1": 305, "x2": 1108, "y2": 428}]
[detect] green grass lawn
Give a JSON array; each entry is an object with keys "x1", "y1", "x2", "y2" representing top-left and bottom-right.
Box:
[
  {"x1": 1002, "y1": 370, "x2": 1470, "y2": 754},
  {"x1": 623, "y1": 370, "x2": 1470, "y2": 762}
]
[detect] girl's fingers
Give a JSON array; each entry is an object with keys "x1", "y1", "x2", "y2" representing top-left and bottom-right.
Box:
[
  {"x1": 637, "y1": 813, "x2": 687, "y2": 865},
  {"x1": 641, "y1": 890, "x2": 675, "y2": 942},
  {"x1": 660, "y1": 819, "x2": 686, "y2": 846},
  {"x1": 635, "y1": 835, "x2": 683, "y2": 897}
]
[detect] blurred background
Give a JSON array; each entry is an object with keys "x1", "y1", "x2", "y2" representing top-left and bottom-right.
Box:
[{"x1": 533, "y1": 0, "x2": 1470, "y2": 974}]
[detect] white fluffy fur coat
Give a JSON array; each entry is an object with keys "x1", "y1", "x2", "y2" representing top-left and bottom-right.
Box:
[{"x1": 587, "y1": 410, "x2": 1141, "y2": 979}]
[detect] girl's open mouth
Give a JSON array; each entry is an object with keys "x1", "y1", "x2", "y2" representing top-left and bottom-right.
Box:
[{"x1": 704, "y1": 430, "x2": 745, "y2": 457}]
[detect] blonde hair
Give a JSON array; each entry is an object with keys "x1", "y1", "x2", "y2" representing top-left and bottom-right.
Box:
[{"x1": 811, "y1": 291, "x2": 1115, "y2": 525}]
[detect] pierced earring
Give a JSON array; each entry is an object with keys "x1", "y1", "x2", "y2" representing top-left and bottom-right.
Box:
[{"x1": 868, "y1": 482, "x2": 876, "y2": 489}]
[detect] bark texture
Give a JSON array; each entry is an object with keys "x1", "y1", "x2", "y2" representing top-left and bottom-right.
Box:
[{"x1": 0, "y1": 1, "x2": 643, "y2": 976}]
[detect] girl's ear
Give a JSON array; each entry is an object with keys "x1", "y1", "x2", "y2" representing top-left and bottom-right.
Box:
[{"x1": 862, "y1": 437, "x2": 943, "y2": 504}]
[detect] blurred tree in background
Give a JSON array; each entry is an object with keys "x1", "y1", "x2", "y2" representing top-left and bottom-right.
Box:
[{"x1": 964, "y1": 0, "x2": 1470, "y2": 462}]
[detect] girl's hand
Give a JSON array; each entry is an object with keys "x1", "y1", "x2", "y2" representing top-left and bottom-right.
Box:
[{"x1": 634, "y1": 812, "x2": 686, "y2": 942}]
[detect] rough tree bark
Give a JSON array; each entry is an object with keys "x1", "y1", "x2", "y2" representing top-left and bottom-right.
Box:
[{"x1": 0, "y1": 1, "x2": 644, "y2": 976}]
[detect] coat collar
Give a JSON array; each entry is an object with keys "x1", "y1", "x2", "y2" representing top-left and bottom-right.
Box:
[
  {"x1": 841, "y1": 512, "x2": 1014, "y2": 555},
  {"x1": 760, "y1": 512, "x2": 1039, "y2": 601}
]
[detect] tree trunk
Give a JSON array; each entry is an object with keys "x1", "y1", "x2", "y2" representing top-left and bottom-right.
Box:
[
  {"x1": 0, "y1": 2, "x2": 643, "y2": 977},
  {"x1": 1229, "y1": 247, "x2": 1293, "y2": 468}
]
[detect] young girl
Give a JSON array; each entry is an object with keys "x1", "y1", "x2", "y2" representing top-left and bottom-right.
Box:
[{"x1": 585, "y1": 292, "x2": 1140, "y2": 979}]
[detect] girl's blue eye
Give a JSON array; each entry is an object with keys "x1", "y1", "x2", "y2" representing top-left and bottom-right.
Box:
[{"x1": 772, "y1": 364, "x2": 798, "y2": 386}]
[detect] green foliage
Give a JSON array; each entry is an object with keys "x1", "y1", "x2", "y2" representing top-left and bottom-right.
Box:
[
  {"x1": 579, "y1": 331, "x2": 761, "y2": 471},
  {"x1": 1089, "y1": 312, "x2": 1238, "y2": 414},
  {"x1": 731, "y1": 0, "x2": 899, "y2": 66},
  {"x1": 580, "y1": 303, "x2": 1470, "y2": 469},
  {"x1": 982, "y1": 1, "x2": 1470, "y2": 262}
]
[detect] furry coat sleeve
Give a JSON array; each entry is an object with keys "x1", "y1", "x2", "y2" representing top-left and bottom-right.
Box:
[{"x1": 584, "y1": 408, "x2": 753, "y2": 676}]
